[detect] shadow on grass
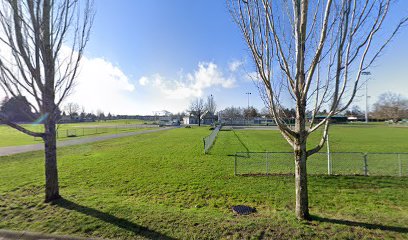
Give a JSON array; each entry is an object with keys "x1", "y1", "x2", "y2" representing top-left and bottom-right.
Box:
[
  {"x1": 311, "y1": 215, "x2": 408, "y2": 233},
  {"x1": 54, "y1": 198, "x2": 175, "y2": 240},
  {"x1": 232, "y1": 130, "x2": 250, "y2": 153}
]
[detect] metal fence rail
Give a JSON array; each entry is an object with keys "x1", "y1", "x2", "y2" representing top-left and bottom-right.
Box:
[
  {"x1": 234, "y1": 152, "x2": 408, "y2": 177},
  {"x1": 203, "y1": 125, "x2": 221, "y2": 154}
]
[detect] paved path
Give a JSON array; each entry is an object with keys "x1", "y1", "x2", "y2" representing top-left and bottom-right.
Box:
[
  {"x1": 0, "y1": 229, "x2": 102, "y2": 240},
  {"x1": 0, "y1": 127, "x2": 175, "y2": 157}
]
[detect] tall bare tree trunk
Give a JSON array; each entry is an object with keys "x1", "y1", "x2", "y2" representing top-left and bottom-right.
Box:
[
  {"x1": 0, "y1": 0, "x2": 93, "y2": 203},
  {"x1": 44, "y1": 113, "x2": 60, "y2": 202},
  {"x1": 228, "y1": 0, "x2": 406, "y2": 221},
  {"x1": 294, "y1": 103, "x2": 309, "y2": 220}
]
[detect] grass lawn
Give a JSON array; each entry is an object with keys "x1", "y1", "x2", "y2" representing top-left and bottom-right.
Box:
[
  {"x1": 227, "y1": 124, "x2": 408, "y2": 176},
  {"x1": 0, "y1": 120, "x2": 157, "y2": 147},
  {"x1": 0, "y1": 125, "x2": 407, "y2": 239}
]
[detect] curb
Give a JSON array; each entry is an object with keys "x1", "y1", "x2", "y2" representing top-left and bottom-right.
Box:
[{"x1": 0, "y1": 229, "x2": 103, "y2": 240}]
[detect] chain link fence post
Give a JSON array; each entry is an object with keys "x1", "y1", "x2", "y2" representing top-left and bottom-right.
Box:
[
  {"x1": 266, "y1": 152, "x2": 269, "y2": 176},
  {"x1": 398, "y1": 153, "x2": 402, "y2": 177},
  {"x1": 363, "y1": 153, "x2": 368, "y2": 176},
  {"x1": 234, "y1": 153, "x2": 237, "y2": 176},
  {"x1": 203, "y1": 138, "x2": 206, "y2": 154}
]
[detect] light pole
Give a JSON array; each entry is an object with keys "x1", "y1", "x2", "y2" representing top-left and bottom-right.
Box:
[
  {"x1": 245, "y1": 92, "x2": 251, "y2": 125},
  {"x1": 362, "y1": 71, "x2": 371, "y2": 123},
  {"x1": 245, "y1": 92, "x2": 251, "y2": 109}
]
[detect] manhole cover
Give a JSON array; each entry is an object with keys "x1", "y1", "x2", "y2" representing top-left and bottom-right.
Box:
[{"x1": 232, "y1": 205, "x2": 256, "y2": 215}]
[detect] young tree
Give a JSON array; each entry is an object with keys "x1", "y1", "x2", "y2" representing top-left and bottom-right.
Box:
[
  {"x1": 0, "y1": 0, "x2": 93, "y2": 202},
  {"x1": 189, "y1": 98, "x2": 206, "y2": 126},
  {"x1": 229, "y1": 0, "x2": 407, "y2": 220}
]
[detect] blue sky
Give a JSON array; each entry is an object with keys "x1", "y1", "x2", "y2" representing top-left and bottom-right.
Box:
[{"x1": 62, "y1": 0, "x2": 408, "y2": 115}]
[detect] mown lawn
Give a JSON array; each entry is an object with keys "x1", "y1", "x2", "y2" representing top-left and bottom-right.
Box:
[
  {"x1": 225, "y1": 124, "x2": 408, "y2": 176},
  {"x1": 227, "y1": 123, "x2": 408, "y2": 153},
  {"x1": 0, "y1": 119, "x2": 156, "y2": 147},
  {"x1": 0, "y1": 126, "x2": 407, "y2": 239}
]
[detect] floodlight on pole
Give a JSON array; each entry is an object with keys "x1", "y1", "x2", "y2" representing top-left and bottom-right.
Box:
[
  {"x1": 362, "y1": 71, "x2": 371, "y2": 123},
  {"x1": 245, "y1": 92, "x2": 251, "y2": 109}
]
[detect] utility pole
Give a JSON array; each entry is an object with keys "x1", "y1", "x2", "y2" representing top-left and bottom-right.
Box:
[{"x1": 362, "y1": 71, "x2": 371, "y2": 123}]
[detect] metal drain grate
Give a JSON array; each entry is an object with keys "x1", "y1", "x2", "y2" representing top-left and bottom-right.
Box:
[{"x1": 232, "y1": 205, "x2": 256, "y2": 215}]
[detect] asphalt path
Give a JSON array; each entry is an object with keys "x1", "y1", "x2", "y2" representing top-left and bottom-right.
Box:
[
  {"x1": 0, "y1": 127, "x2": 175, "y2": 157},
  {"x1": 0, "y1": 229, "x2": 102, "y2": 240}
]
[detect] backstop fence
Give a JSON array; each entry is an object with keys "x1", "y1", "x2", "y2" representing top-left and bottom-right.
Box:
[
  {"x1": 234, "y1": 152, "x2": 408, "y2": 177},
  {"x1": 203, "y1": 125, "x2": 221, "y2": 154}
]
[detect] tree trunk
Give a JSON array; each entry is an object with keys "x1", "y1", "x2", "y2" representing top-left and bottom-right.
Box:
[
  {"x1": 43, "y1": 112, "x2": 60, "y2": 202},
  {"x1": 294, "y1": 140, "x2": 309, "y2": 220},
  {"x1": 294, "y1": 103, "x2": 310, "y2": 220},
  {"x1": 198, "y1": 112, "x2": 201, "y2": 126}
]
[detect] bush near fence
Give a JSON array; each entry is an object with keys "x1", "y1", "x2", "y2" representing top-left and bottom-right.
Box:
[{"x1": 234, "y1": 152, "x2": 408, "y2": 177}]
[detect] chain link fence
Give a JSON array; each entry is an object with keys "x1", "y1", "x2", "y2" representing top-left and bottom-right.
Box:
[
  {"x1": 55, "y1": 124, "x2": 159, "y2": 138},
  {"x1": 203, "y1": 125, "x2": 221, "y2": 154},
  {"x1": 33, "y1": 124, "x2": 159, "y2": 141},
  {"x1": 234, "y1": 152, "x2": 408, "y2": 177}
]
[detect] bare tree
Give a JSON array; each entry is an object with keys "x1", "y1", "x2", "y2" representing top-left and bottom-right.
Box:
[
  {"x1": 0, "y1": 0, "x2": 93, "y2": 202},
  {"x1": 206, "y1": 94, "x2": 217, "y2": 113},
  {"x1": 64, "y1": 102, "x2": 80, "y2": 119},
  {"x1": 243, "y1": 106, "x2": 258, "y2": 118},
  {"x1": 228, "y1": 0, "x2": 407, "y2": 220},
  {"x1": 189, "y1": 98, "x2": 206, "y2": 126},
  {"x1": 221, "y1": 106, "x2": 243, "y2": 124},
  {"x1": 372, "y1": 92, "x2": 408, "y2": 122}
]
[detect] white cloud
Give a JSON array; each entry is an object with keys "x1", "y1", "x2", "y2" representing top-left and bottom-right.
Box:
[
  {"x1": 138, "y1": 76, "x2": 149, "y2": 86},
  {"x1": 139, "y1": 62, "x2": 236, "y2": 100},
  {"x1": 66, "y1": 55, "x2": 136, "y2": 114},
  {"x1": 228, "y1": 59, "x2": 244, "y2": 72}
]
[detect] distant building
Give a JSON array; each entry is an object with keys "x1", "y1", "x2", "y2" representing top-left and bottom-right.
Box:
[
  {"x1": 183, "y1": 111, "x2": 216, "y2": 125},
  {"x1": 201, "y1": 111, "x2": 216, "y2": 125},
  {"x1": 183, "y1": 116, "x2": 198, "y2": 125},
  {"x1": 311, "y1": 115, "x2": 348, "y2": 123}
]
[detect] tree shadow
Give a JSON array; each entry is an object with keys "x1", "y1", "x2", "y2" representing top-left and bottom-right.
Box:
[
  {"x1": 311, "y1": 215, "x2": 408, "y2": 233},
  {"x1": 54, "y1": 198, "x2": 176, "y2": 240},
  {"x1": 232, "y1": 130, "x2": 250, "y2": 153}
]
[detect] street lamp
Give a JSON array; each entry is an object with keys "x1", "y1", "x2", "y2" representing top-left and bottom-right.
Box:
[{"x1": 362, "y1": 71, "x2": 371, "y2": 123}]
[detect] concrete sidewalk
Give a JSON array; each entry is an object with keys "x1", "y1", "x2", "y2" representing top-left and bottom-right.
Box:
[
  {"x1": 0, "y1": 127, "x2": 175, "y2": 157},
  {"x1": 0, "y1": 229, "x2": 102, "y2": 240}
]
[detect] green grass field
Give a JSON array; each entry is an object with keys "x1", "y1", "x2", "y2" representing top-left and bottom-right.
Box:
[
  {"x1": 0, "y1": 120, "x2": 157, "y2": 147},
  {"x1": 223, "y1": 124, "x2": 408, "y2": 177},
  {"x1": 0, "y1": 124, "x2": 407, "y2": 239}
]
